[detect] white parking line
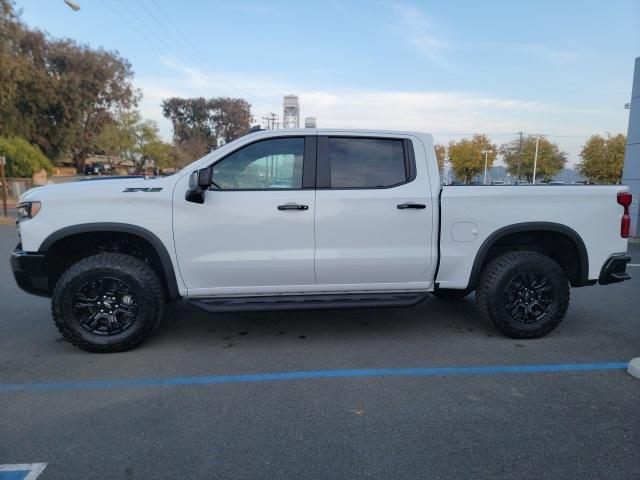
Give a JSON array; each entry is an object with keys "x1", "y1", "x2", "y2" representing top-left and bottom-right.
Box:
[
  {"x1": 627, "y1": 264, "x2": 640, "y2": 267},
  {"x1": 0, "y1": 464, "x2": 47, "y2": 480}
]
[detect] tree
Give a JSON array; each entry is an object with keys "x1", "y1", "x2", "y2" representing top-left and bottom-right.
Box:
[
  {"x1": 0, "y1": 1, "x2": 139, "y2": 167},
  {"x1": 95, "y1": 110, "x2": 173, "y2": 172},
  {"x1": 448, "y1": 134, "x2": 497, "y2": 184},
  {"x1": 500, "y1": 135, "x2": 566, "y2": 182},
  {"x1": 209, "y1": 97, "x2": 253, "y2": 144},
  {"x1": 0, "y1": 0, "x2": 22, "y2": 133},
  {"x1": 577, "y1": 134, "x2": 626, "y2": 184},
  {"x1": 174, "y1": 136, "x2": 209, "y2": 168},
  {"x1": 161, "y1": 96, "x2": 253, "y2": 157},
  {"x1": 0, "y1": 136, "x2": 52, "y2": 177},
  {"x1": 94, "y1": 119, "x2": 133, "y2": 164},
  {"x1": 161, "y1": 97, "x2": 216, "y2": 151},
  {"x1": 434, "y1": 143, "x2": 446, "y2": 171},
  {"x1": 135, "y1": 120, "x2": 173, "y2": 172}
]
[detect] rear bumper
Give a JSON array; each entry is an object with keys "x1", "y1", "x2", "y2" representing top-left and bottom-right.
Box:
[
  {"x1": 598, "y1": 255, "x2": 631, "y2": 285},
  {"x1": 10, "y1": 245, "x2": 50, "y2": 297}
]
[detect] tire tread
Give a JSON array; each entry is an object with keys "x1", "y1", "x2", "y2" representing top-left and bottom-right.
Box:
[
  {"x1": 51, "y1": 253, "x2": 164, "y2": 353},
  {"x1": 475, "y1": 250, "x2": 570, "y2": 339}
]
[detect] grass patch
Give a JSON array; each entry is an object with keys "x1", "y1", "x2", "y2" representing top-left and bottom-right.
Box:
[{"x1": 0, "y1": 216, "x2": 16, "y2": 226}]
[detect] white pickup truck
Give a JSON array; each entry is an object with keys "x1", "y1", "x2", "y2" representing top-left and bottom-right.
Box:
[{"x1": 11, "y1": 129, "x2": 632, "y2": 352}]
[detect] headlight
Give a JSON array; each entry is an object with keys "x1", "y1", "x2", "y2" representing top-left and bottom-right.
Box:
[{"x1": 17, "y1": 201, "x2": 41, "y2": 219}]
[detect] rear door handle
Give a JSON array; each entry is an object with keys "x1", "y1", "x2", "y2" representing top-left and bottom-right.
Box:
[
  {"x1": 278, "y1": 203, "x2": 309, "y2": 211},
  {"x1": 397, "y1": 203, "x2": 426, "y2": 209}
]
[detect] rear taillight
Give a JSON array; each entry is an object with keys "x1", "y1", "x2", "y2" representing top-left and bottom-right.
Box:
[{"x1": 617, "y1": 192, "x2": 632, "y2": 238}]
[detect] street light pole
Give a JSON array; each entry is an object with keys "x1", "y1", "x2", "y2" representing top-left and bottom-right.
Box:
[
  {"x1": 481, "y1": 149, "x2": 493, "y2": 185},
  {"x1": 532, "y1": 136, "x2": 540, "y2": 184}
]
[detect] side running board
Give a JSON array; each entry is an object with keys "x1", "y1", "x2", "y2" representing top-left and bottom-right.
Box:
[{"x1": 187, "y1": 292, "x2": 430, "y2": 313}]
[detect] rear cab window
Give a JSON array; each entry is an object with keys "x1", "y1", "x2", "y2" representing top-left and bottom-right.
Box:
[{"x1": 317, "y1": 136, "x2": 415, "y2": 189}]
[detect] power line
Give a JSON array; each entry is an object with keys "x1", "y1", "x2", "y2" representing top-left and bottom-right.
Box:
[
  {"x1": 133, "y1": 0, "x2": 236, "y2": 98},
  {"x1": 109, "y1": 0, "x2": 234, "y2": 98},
  {"x1": 147, "y1": 0, "x2": 241, "y2": 97},
  {"x1": 99, "y1": 0, "x2": 168, "y2": 57},
  {"x1": 113, "y1": 0, "x2": 175, "y2": 54}
]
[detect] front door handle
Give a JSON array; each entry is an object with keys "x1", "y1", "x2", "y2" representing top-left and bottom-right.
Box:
[
  {"x1": 397, "y1": 203, "x2": 426, "y2": 209},
  {"x1": 278, "y1": 203, "x2": 309, "y2": 211}
]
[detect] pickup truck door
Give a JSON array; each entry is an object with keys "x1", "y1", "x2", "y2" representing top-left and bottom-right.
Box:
[
  {"x1": 172, "y1": 136, "x2": 317, "y2": 296},
  {"x1": 314, "y1": 136, "x2": 433, "y2": 289}
]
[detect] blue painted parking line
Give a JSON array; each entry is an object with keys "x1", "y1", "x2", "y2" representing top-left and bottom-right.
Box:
[
  {"x1": 0, "y1": 464, "x2": 47, "y2": 480},
  {"x1": 0, "y1": 362, "x2": 628, "y2": 393}
]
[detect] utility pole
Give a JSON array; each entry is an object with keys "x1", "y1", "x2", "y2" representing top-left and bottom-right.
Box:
[
  {"x1": 0, "y1": 156, "x2": 7, "y2": 217},
  {"x1": 532, "y1": 136, "x2": 540, "y2": 184},
  {"x1": 261, "y1": 113, "x2": 279, "y2": 130},
  {"x1": 516, "y1": 131, "x2": 523, "y2": 180}
]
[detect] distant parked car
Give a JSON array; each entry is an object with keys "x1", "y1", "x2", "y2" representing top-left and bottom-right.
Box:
[
  {"x1": 491, "y1": 181, "x2": 504, "y2": 185},
  {"x1": 84, "y1": 163, "x2": 109, "y2": 175},
  {"x1": 549, "y1": 181, "x2": 565, "y2": 185},
  {"x1": 516, "y1": 180, "x2": 530, "y2": 185}
]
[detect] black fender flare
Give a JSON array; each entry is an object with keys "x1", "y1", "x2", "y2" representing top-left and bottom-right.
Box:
[
  {"x1": 39, "y1": 222, "x2": 181, "y2": 299},
  {"x1": 466, "y1": 222, "x2": 590, "y2": 290}
]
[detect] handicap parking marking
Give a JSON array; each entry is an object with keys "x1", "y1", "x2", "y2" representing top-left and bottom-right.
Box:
[
  {"x1": 0, "y1": 362, "x2": 629, "y2": 394},
  {"x1": 0, "y1": 464, "x2": 47, "y2": 480}
]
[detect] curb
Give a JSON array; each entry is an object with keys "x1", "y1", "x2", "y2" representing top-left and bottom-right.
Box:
[{"x1": 627, "y1": 358, "x2": 640, "y2": 380}]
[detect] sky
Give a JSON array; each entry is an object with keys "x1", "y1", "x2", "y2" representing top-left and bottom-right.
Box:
[{"x1": 16, "y1": 0, "x2": 640, "y2": 166}]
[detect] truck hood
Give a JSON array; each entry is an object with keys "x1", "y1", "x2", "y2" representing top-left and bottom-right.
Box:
[{"x1": 20, "y1": 176, "x2": 172, "y2": 203}]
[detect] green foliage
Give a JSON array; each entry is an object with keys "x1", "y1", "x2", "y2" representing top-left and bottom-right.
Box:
[
  {"x1": 448, "y1": 134, "x2": 497, "y2": 184},
  {"x1": 140, "y1": 139, "x2": 174, "y2": 171},
  {"x1": 500, "y1": 136, "x2": 566, "y2": 182},
  {"x1": 95, "y1": 110, "x2": 174, "y2": 171},
  {"x1": 0, "y1": 136, "x2": 52, "y2": 177},
  {"x1": 161, "y1": 97, "x2": 253, "y2": 157},
  {"x1": 434, "y1": 143, "x2": 446, "y2": 171},
  {"x1": 577, "y1": 134, "x2": 626, "y2": 184},
  {"x1": 0, "y1": 1, "x2": 139, "y2": 167}
]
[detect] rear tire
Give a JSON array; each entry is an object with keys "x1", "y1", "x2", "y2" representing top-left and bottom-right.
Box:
[
  {"x1": 52, "y1": 253, "x2": 165, "y2": 353},
  {"x1": 475, "y1": 251, "x2": 569, "y2": 339}
]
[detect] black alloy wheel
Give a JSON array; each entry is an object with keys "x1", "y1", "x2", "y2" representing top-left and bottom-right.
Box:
[
  {"x1": 72, "y1": 277, "x2": 139, "y2": 336},
  {"x1": 503, "y1": 272, "x2": 555, "y2": 324}
]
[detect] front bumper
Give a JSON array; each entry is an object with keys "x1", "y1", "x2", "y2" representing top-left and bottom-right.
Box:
[
  {"x1": 598, "y1": 255, "x2": 631, "y2": 285},
  {"x1": 10, "y1": 245, "x2": 50, "y2": 296}
]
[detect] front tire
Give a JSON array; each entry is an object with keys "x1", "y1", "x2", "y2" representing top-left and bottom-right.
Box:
[
  {"x1": 52, "y1": 253, "x2": 165, "y2": 352},
  {"x1": 475, "y1": 251, "x2": 569, "y2": 339}
]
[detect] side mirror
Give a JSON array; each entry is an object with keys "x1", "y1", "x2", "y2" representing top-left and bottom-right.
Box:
[{"x1": 185, "y1": 167, "x2": 212, "y2": 204}]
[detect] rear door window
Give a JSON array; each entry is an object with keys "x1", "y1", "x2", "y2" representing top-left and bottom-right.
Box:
[{"x1": 327, "y1": 137, "x2": 408, "y2": 188}]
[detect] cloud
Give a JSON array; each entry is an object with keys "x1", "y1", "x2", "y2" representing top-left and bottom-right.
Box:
[
  {"x1": 298, "y1": 90, "x2": 552, "y2": 134},
  {"x1": 515, "y1": 43, "x2": 578, "y2": 62},
  {"x1": 136, "y1": 60, "x2": 609, "y2": 165},
  {"x1": 386, "y1": 3, "x2": 578, "y2": 69},
  {"x1": 385, "y1": 2, "x2": 452, "y2": 69}
]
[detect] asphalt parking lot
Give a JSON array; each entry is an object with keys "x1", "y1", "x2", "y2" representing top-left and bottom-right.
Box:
[{"x1": 0, "y1": 225, "x2": 639, "y2": 480}]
